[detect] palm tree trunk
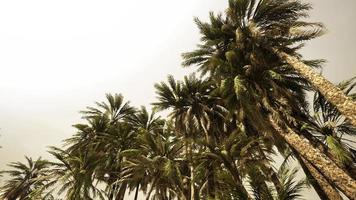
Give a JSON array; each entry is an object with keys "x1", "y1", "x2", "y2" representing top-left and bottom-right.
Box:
[
  {"x1": 115, "y1": 182, "x2": 127, "y2": 200},
  {"x1": 297, "y1": 154, "x2": 342, "y2": 200},
  {"x1": 275, "y1": 50, "x2": 356, "y2": 126},
  {"x1": 269, "y1": 116, "x2": 356, "y2": 200},
  {"x1": 206, "y1": 163, "x2": 215, "y2": 199},
  {"x1": 301, "y1": 129, "x2": 356, "y2": 178},
  {"x1": 108, "y1": 183, "x2": 118, "y2": 200},
  {"x1": 134, "y1": 183, "x2": 139, "y2": 200},
  {"x1": 187, "y1": 142, "x2": 196, "y2": 200}
]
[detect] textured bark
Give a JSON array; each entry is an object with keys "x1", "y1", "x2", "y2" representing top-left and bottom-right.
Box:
[
  {"x1": 302, "y1": 130, "x2": 356, "y2": 178},
  {"x1": 275, "y1": 50, "x2": 356, "y2": 126},
  {"x1": 269, "y1": 116, "x2": 356, "y2": 200},
  {"x1": 298, "y1": 155, "x2": 342, "y2": 200}
]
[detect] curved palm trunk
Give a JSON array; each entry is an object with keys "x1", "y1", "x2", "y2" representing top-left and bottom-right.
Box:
[
  {"x1": 297, "y1": 155, "x2": 342, "y2": 200},
  {"x1": 269, "y1": 116, "x2": 356, "y2": 200},
  {"x1": 275, "y1": 50, "x2": 356, "y2": 126}
]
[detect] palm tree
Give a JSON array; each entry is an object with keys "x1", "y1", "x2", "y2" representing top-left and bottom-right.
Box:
[
  {"x1": 63, "y1": 94, "x2": 137, "y2": 200},
  {"x1": 48, "y1": 147, "x2": 105, "y2": 200},
  {"x1": 81, "y1": 93, "x2": 135, "y2": 123},
  {"x1": 199, "y1": 128, "x2": 266, "y2": 200},
  {"x1": 121, "y1": 107, "x2": 166, "y2": 200},
  {"x1": 274, "y1": 164, "x2": 307, "y2": 200},
  {"x1": 203, "y1": 0, "x2": 356, "y2": 125},
  {"x1": 0, "y1": 157, "x2": 54, "y2": 200},
  {"x1": 153, "y1": 74, "x2": 230, "y2": 199},
  {"x1": 182, "y1": 0, "x2": 356, "y2": 198},
  {"x1": 121, "y1": 126, "x2": 187, "y2": 200}
]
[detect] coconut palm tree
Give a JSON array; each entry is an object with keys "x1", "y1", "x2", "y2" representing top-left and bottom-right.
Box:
[
  {"x1": 0, "y1": 157, "x2": 54, "y2": 200},
  {"x1": 182, "y1": 0, "x2": 356, "y2": 198}
]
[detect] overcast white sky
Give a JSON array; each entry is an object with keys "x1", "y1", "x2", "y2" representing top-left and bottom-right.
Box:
[{"x1": 0, "y1": 0, "x2": 355, "y2": 199}]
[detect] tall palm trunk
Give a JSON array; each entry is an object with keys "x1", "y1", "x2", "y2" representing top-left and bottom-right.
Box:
[
  {"x1": 187, "y1": 142, "x2": 196, "y2": 200},
  {"x1": 275, "y1": 50, "x2": 356, "y2": 126},
  {"x1": 115, "y1": 182, "x2": 127, "y2": 200},
  {"x1": 297, "y1": 154, "x2": 342, "y2": 200},
  {"x1": 302, "y1": 129, "x2": 356, "y2": 178},
  {"x1": 134, "y1": 183, "x2": 139, "y2": 200},
  {"x1": 269, "y1": 116, "x2": 356, "y2": 200},
  {"x1": 108, "y1": 183, "x2": 117, "y2": 200},
  {"x1": 206, "y1": 163, "x2": 215, "y2": 199}
]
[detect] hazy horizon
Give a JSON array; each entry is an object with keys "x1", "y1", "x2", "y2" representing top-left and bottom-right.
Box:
[{"x1": 0, "y1": 0, "x2": 355, "y2": 199}]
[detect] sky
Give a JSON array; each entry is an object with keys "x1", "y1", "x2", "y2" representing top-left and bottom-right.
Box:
[{"x1": 0, "y1": 0, "x2": 355, "y2": 199}]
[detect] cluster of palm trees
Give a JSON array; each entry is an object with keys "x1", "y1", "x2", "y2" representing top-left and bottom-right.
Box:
[{"x1": 1, "y1": 0, "x2": 355, "y2": 199}]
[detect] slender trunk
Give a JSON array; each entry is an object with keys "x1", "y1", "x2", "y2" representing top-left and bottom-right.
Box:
[
  {"x1": 296, "y1": 153, "x2": 342, "y2": 200},
  {"x1": 206, "y1": 163, "x2": 215, "y2": 199},
  {"x1": 134, "y1": 183, "x2": 139, "y2": 200},
  {"x1": 189, "y1": 143, "x2": 195, "y2": 200},
  {"x1": 108, "y1": 183, "x2": 117, "y2": 200},
  {"x1": 188, "y1": 142, "x2": 196, "y2": 200},
  {"x1": 275, "y1": 50, "x2": 356, "y2": 126},
  {"x1": 115, "y1": 182, "x2": 127, "y2": 200},
  {"x1": 269, "y1": 116, "x2": 356, "y2": 200},
  {"x1": 198, "y1": 120, "x2": 216, "y2": 200}
]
